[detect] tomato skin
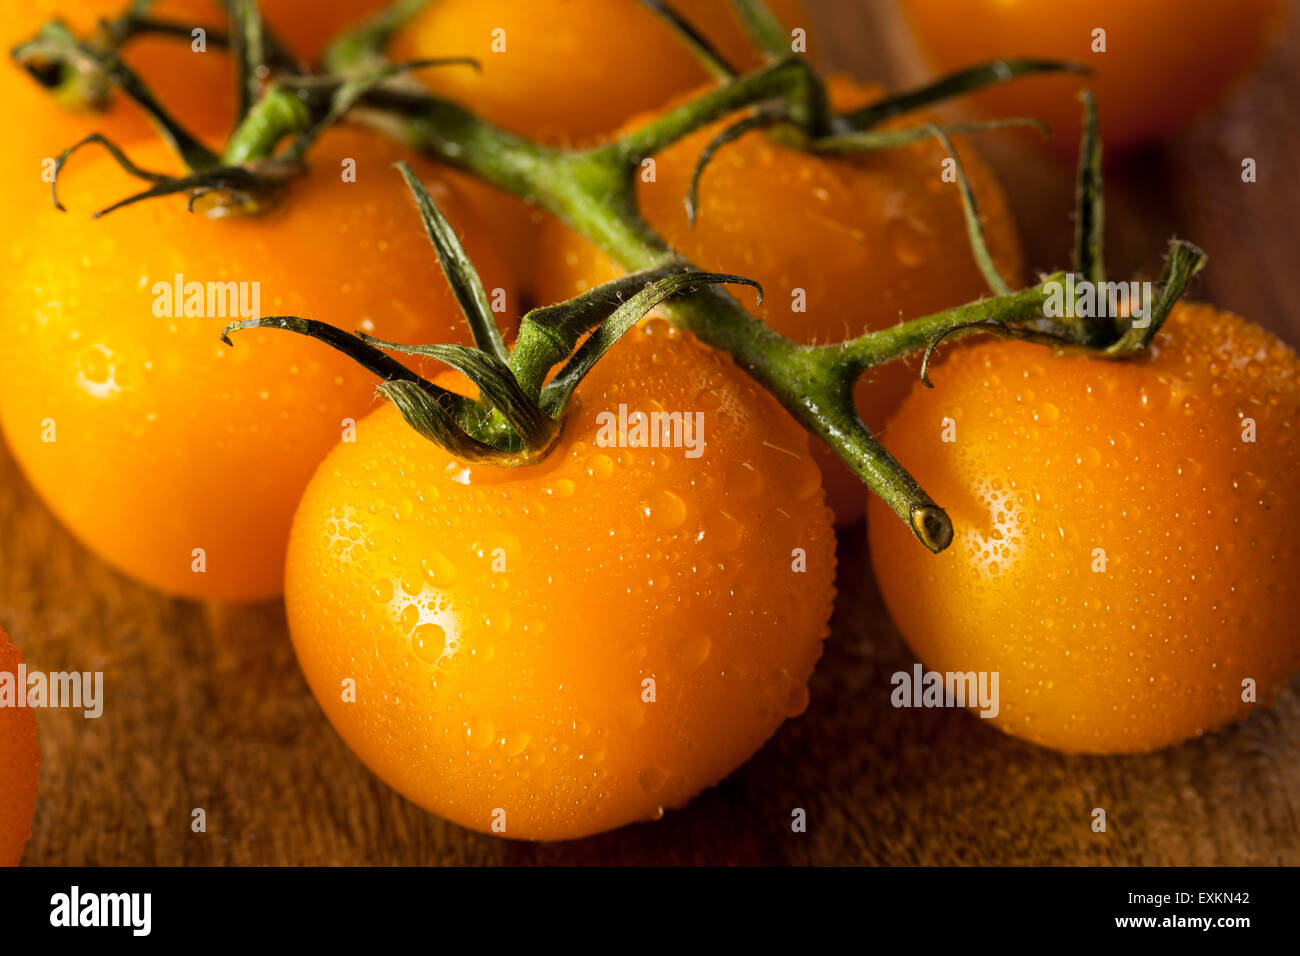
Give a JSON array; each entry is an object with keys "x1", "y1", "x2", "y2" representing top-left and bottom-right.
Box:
[
  {"x1": 535, "y1": 75, "x2": 1024, "y2": 521},
  {"x1": 868, "y1": 304, "x2": 1300, "y2": 754},
  {"x1": 391, "y1": 0, "x2": 806, "y2": 148},
  {"x1": 0, "y1": 129, "x2": 513, "y2": 602},
  {"x1": 902, "y1": 0, "x2": 1286, "y2": 153},
  {"x1": 285, "y1": 321, "x2": 836, "y2": 840},
  {"x1": 0, "y1": 626, "x2": 40, "y2": 867},
  {"x1": 257, "y1": 0, "x2": 391, "y2": 60}
]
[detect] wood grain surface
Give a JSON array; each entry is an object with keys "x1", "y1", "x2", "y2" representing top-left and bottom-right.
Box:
[{"x1": 3, "y1": 1, "x2": 1299, "y2": 866}]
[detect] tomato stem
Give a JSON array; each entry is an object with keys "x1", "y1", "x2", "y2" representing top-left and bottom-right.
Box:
[
  {"x1": 730, "y1": 0, "x2": 797, "y2": 61},
  {"x1": 321, "y1": 0, "x2": 431, "y2": 75},
  {"x1": 838, "y1": 58, "x2": 1089, "y2": 131},
  {"x1": 229, "y1": 0, "x2": 268, "y2": 124},
  {"x1": 1072, "y1": 88, "x2": 1110, "y2": 345}
]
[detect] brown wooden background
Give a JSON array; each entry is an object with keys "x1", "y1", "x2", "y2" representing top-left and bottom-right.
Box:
[{"x1": 4, "y1": 1, "x2": 1299, "y2": 866}]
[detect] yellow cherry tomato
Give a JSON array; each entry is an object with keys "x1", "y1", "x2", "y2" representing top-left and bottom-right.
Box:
[
  {"x1": 285, "y1": 320, "x2": 837, "y2": 839},
  {"x1": 0, "y1": 129, "x2": 514, "y2": 601},
  {"x1": 869, "y1": 304, "x2": 1300, "y2": 753},
  {"x1": 391, "y1": 0, "x2": 807, "y2": 147},
  {"x1": 903, "y1": 0, "x2": 1287, "y2": 153}
]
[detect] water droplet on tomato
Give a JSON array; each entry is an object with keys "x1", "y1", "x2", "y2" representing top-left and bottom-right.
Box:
[
  {"x1": 585, "y1": 453, "x2": 614, "y2": 480},
  {"x1": 1139, "y1": 379, "x2": 1171, "y2": 410},
  {"x1": 466, "y1": 716, "x2": 495, "y2": 750},
  {"x1": 638, "y1": 767, "x2": 667, "y2": 793},
  {"x1": 421, "y1": 551, "x2": 459, "y2": 587},
  {"x1": 546, "y1": 478, "x2": 575, "y2": 498},
  {"x1": 640, "y1": 488, "x2": 687, "y2": 530},
  {"x1": 696, "y1": 510, "x2": 743, "y2": 552},
  {"x1": 412, "y1": 622, "x2": 446, "y2": 663},
  {"x1": 672, "y1": 634, "x2": 712, "y2": 670},
  {"x1": 1229, "y1": 471, "x2": 1260, "y2": 496},
  {"x1": 784, "y1": 684, "x2": 811, "y2": 717},
  {"x1": 399, "y1": 603, "x2": 420, "y2": 631}
]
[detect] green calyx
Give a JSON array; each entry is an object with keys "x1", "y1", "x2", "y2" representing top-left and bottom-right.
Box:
[
  {"x1": 221, "y1": 163, "x2": 761, "y2": 466},
  {"x1": 11, "y1": 20, "x2": 119, "y2": 111},
  {"x1": 27, "y1": 0, "x2": 474, "y2": 218}
]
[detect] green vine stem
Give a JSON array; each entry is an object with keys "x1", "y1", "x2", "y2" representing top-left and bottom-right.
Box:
[
  {"x1": 25, "y1": 0, "x2": 1205, "y2": 554},
  {"x1": 730, "y1": 0, "x2": 797, "y2": 61},
  {"x1": 344, "y1": 52, "x2": 1185, "y2": 553}
]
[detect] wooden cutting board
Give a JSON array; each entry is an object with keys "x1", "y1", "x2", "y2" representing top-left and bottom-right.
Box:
[{"x1": 3, "y1": 0, "x2": 1298, "y2": 865}]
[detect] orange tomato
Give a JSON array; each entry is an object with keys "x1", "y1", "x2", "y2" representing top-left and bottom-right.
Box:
[
  {"x1": 258, "y1": 0, "x2": 390, "y2": 61},
  {"x1": 868, "y1": 304, "x2": 1300, "y2": 753},
  {"x1": 535, "y1": 76, "x2": 1024, "y2": 521},
  {"x1": 391, "y1": 0, "x2": 807, "y2": 147},
  {"x1": 285, "y1": 320, "x2": 836, "y2": 839},
  {"x1": 0, "y1": 626, "x2": 40, "y2": 867},
  {"x1": 390, "y1": 0, "x2": 805, "y2": 299},
  {"x1": 0, "y1": 129, "x2": 514, "y2": 601},
  {"x1": 903, "y1": 0, "x2": 1287, "y2": 153}
]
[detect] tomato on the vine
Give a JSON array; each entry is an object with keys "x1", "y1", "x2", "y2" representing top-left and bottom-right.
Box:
[
  {"x1": 535, "y1": 75, "x2": 1025, "y2": 521},
  {"x1": 285, "y1": 320, "x2": 837, "y2": 840},
  {"x1": 868, "y1": 304, "x2": 1300, "y2": 753},
  {"x1": 388, "y1": 0, "x2": 806, "y2": 295},
  {"x1": 390, "y1": 0, "x2": 806, "y2": 147},
  {"x1": 902, "y1": 0, "x2": 1287, "y2": 153},
  {"x1": 0, "y1": 626, "x2": 40, "y2": 867},
  {"x1": 0, "y1": 129, "x2": 514, "y2": 601}
]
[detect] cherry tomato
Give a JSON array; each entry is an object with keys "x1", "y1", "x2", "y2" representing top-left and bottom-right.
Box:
[
  {"x1": 285, "y1": 320, "x2": 837, "y2": 839},
  {"x1": 902, "y1": 0, "x2": 1286, "y2": 153},
  {"x1": 390, "y1": 0, "x2": 806, "y2": 147},
  {"x1": 0, "y1": 626, "x2": 40, "y2": 867},
  {"x1": 868, "y1": 304, "x2": 1300, "y2": 753},
  {"x1": 535, "y1": 75, "x2": 1024, "y2": 521},
  {"x1": 0, "y1": 129, "x2": 514, "y2": 601},
  {"x1": 389, "y1": 0, "x2": 805, "y2": 297},
  {"x1": 258, "y1": 0, "x2": 390, "y2": 61}
]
